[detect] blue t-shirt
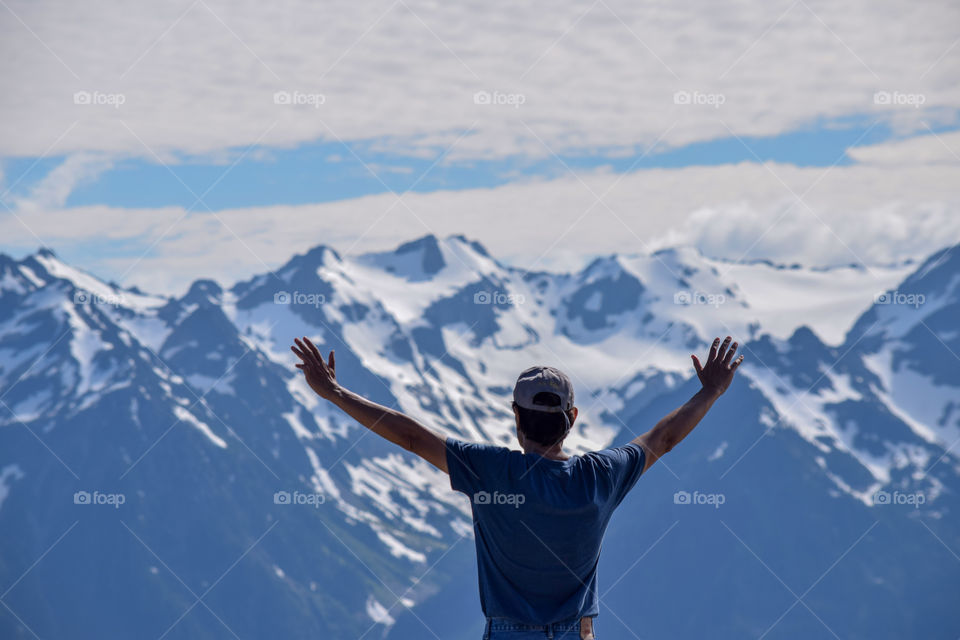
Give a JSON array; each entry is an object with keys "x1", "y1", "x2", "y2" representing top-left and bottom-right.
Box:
[{"x1": 446, "y1": 438, "x2": 646, "y2": 624}]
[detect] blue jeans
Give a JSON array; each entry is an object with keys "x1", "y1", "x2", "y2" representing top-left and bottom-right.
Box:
[{"x1": 483, "y1": 616, "x2": 595, "y2": 639}]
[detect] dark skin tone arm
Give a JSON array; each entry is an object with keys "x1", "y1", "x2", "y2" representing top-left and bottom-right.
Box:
[
  {"x1": 292, "y1": 334, "x2": 743, "y2": 477},
  {"x1": 291, "y1": 337, "x2": 449, "y2": 473},
  {"x1": 633, "y1": 336, "x2": 744, "y2": 473}
]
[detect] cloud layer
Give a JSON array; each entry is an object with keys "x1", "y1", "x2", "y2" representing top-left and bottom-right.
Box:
[
  {"x1": 1, "y1": 0, "x2": 958, "y2": 161},
  {"x1": 2, "y1": 0, "x2": 957, "y2": 295},
  {"x1": 4, "y1": 156, "x2": 957, "y2": 294}
]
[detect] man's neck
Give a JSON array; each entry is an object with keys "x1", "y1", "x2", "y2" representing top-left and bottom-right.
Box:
[{"x1": 522, "y1": 442, "x2": 570, "y2": 461}]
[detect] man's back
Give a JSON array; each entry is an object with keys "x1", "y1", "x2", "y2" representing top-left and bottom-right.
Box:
[{"x1": 446, "y1": 439, "x2": 646, "y2": 625}]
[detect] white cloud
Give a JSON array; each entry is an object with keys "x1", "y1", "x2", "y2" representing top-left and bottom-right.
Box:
[
  {"x1": 0, "y1": 0, "x2": 957, "y2": 160},
  {"x1": 846, "y1": 129, "x2": 960, "y2": 166},
  {"x1": 3, "y1": 160, "x2": 957, "y2": 294},
  {"x1": 657, "y1": 200, "x2": 959, "y2": 268},
  {"x1": 13, "y1": 152, "x2": 114, "y2": 212}
]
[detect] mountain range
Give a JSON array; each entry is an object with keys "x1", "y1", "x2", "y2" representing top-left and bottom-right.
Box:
[{"x1": 0, "y1": 235, "x2": 957, "y2": 639}]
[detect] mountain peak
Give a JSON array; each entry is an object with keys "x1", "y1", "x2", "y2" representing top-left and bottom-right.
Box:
[
  {"x1": 394, "y1": 234, "x2": 445, "y2": 275},
  {"x1": 183, "y1": 279, "x2": 223, "y2": 306},
  {"x1": 447, "y1": 234, "x2": 491, "y2": 258},
  {"x1": 842, "y1": 243, "x2": 960, "y2": 346},
  {"x1": 281, "y1": 244, "x2": 343, "y2": 275},
  {"x1": 355, "y1": 234, "x2": 449, "y2": 281},
  {"x1": 303, "y1": 244, "x2": 342, "y2": 264},
  {"x1": 650, "y1": 245, "x2": 709, "y2": 266},
  {"x1": 907, "y1": 242, "x2": 960, "y2": 292}
]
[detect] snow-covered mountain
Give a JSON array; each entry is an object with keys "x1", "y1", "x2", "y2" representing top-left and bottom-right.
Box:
[{"x1": 0, "y1": 236, "x2": 956, "y2": 639}]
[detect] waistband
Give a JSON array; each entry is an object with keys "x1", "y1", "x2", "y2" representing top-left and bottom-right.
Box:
[{"x1": 484, "y1": 615, "x2": 593, "y2": 637}]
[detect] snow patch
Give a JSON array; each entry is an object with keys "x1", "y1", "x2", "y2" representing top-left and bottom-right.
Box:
[
  {"x1": 374, "y1": 528, "x2": 426, "y2": 563},
  {"x1": 185, "y1": 371, "x2": 236, "y2": 396},
  {"x1": 9, "y1": 388, "x2": 54, "y2": 422},
  {"x1": 864, "y1": 347, "x2": 960, "y2": 447},
  {"x1": 173, "y1": 406, "x2": 228, "y2": 448},
  {"x1": 0, "y1": 464, "x2": 25, "y2": 512},
  {"x1": 18, "y1": 265, "x2": 46, "y2": 287},
  {"x1": 304, "y1": 447, "x2": 341, "y2": 502},
  {"x1": 708, "y1": 441, "x2": 728, "y2": 461},
  {"x1": 283, "y1": 406, "x2": 314, "y2": 440},
  {"x1": 366, "y1": 596, "x2": 396, "y2": 626}
]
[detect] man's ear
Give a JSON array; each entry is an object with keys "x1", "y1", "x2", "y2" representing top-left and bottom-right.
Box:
[
  {"x1": 513, "y1": 404, "x2": 524, "y2": 446},
  {"x1": 569, "y1": 406, "x2": 578, "y2": 426}
]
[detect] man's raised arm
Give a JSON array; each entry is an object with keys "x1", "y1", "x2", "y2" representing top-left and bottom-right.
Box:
[
  {"x1": 291, "y1": 337, "x2": 449, "y2": 473},
  {"x1": 633, "y1": 336, "x2": 744, "y2": 473}
]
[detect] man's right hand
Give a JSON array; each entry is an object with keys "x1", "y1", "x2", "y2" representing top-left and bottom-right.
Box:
[
  {"x1": 691, "y1": 336, "x2": 744, "y2": 396},
  {"x1": 291, "y1": 337, "x2": 340, "y2": 400},
  {"x1": 633, "y1": 336, "x2": 744, "y2": 473}
]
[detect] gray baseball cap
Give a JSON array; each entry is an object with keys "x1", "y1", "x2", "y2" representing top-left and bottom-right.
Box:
[{"x1": 513, "y1": 365, "x2": 575, "y2": 413}]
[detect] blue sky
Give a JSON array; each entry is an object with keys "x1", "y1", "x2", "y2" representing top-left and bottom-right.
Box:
[{"x1": 2, "y1": 115, "x2": 949, "y2": 212}]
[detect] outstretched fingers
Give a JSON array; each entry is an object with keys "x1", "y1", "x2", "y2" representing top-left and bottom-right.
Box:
[
  {"x1": 691, "y1": 354, "x2": 704, "y2": 375},
  {"x1": 722, "y1": 341, "x2": 738, "y2": 366},
  {"x1": 708, "y1": 337, "x2": 720, "y2": 363},
  {"x1": 303, "y1": 336, "x2": 324, "y2": 364},
  {"x1": 716, "y1": 336, "x2": 732, "y2": 363},
  {"x1": 291, "y1": 342, "x2": 307, "y2": 362},
  {"x1": 292, "y1": 338, "x2": 319, "y2": 369},
  {"x1": 730, "y1": 354, "x2": 745, "y2": 370}
]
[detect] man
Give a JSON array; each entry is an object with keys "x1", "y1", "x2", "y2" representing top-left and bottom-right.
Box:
[{"x1": 292, "y1": 336, "x2": 744, "y2": 639}]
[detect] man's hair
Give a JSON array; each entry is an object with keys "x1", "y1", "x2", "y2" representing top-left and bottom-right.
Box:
[{"x1": 513, "y1": 391, "x2": 573, "y2": 447}]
